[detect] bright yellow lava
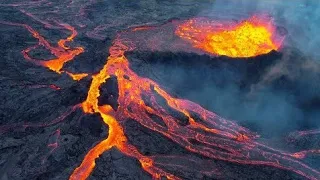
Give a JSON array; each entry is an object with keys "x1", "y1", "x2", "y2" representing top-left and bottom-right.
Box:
[{"x1": 176, "y1": 17, "x2": 281, "y2": 58}]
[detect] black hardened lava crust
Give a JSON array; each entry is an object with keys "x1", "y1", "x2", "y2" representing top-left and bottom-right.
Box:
[
  {"x1": 1, "y1": 1, "x2": 320, "y2": 180},
  {"x1": 128, "y1": 50, "x2": 320, "y2": 136}
]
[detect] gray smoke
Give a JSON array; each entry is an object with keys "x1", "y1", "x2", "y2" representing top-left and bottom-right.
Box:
[
  {"x1": 200, "y1": 0, "x2": 320, "y2": 59},
  {"x1": 160, "y1": 0, "x2": 320, "y2": 138}
]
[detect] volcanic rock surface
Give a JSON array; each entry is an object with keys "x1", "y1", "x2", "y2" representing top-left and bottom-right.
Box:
[{"x1": 0, "y1": 1, "x2": 319, "y2": 180}]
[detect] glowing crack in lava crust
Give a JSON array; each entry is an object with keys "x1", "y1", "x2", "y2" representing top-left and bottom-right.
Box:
[
  {"x1": 175, "y1": 16, "x2": 282, "y2": 57},
  {"x1": 3, "y1": 15, "x2": 320, "y2": 180}
]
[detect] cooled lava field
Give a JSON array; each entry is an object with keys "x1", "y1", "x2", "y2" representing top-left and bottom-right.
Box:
[{"x1": 0, "y1": 1, "x2": 319, "y2": 180}]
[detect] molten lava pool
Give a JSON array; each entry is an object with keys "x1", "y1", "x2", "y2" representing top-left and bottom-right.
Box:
[
  {"x1": 176, "y1": 16, "x2": 283, "y2": 58},
  {"x1": 1, "y1": 3, "x2": 319, "y2": 179}
]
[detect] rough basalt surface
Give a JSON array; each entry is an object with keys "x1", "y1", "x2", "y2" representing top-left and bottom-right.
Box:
[{"x1": 1, "y1": 1, "x2": 319, "y2": 180}]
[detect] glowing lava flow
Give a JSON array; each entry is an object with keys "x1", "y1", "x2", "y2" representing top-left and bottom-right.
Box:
[
  {"x1": 0, "y1": 21, "x2": 88, "y2": 81},
  {"x1": 3, "y1": 16, "x2": 319, "y2": 179},
  {"x1": 72, "y1": 39, "x2": 178, "y2": 180},
  {"x1": 71, "y1": 28, "x2": 319, "y2": 179},
  {"x1": 66, "y1": 72, "x2": 89, "y2": 81},
  {"x1": 175, "y1": 16, "x2": 282, "y2": 57}
]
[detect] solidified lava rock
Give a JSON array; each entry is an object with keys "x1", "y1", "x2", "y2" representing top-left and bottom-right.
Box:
[
  {"x1": 59, "y1": 76, "x2": 92, "y2": 106},
  {"x1": 98, "y1": 75, "x2": 119, "y2": 111},
  {"x1": 80, "y1": 114, "x2": 106, "y2": 138},
  {"x1": 90, "y1": 147, "x2": 151, "y2": 180},
  {"x1": 127, "y1": 50, "x2": 282, "y2": 94},
  {"x1": 121, "y1": 118, "x2": 305, "y2": 180},
  {"x1": 1, "y1": 1, "x2": 319, "y2": 179},
  {"x1": 127, "y1": 50, "x2": 320, "y2": 137}
]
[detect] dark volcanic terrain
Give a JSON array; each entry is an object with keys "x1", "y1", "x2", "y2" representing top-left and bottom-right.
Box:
[{"x1": 1, "y1": 1, "x2": 320, "y2": 180}]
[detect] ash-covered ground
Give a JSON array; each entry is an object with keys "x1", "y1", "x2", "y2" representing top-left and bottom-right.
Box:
[{"x1": 0, "y1": 1, "x2": 320, "y2": 180}]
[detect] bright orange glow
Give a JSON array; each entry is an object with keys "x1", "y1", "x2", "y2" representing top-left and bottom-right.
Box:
[
  {"x1": 43, "y1": 24, "x2": 84, "y2": 73},
  {"x1": 75, "y1": 39, "x2": 179, "y2": 179},
  {"x1": 291, "y1": 150, "x2": 320, "y2": 159},
  {"x1": 176, "y1": 17, "x2": 282, "y2": 57},
  {"x1": 71, "y1": 24, "x2": 319, "y2": 179},
  {"x1": 65, "y1": 72, "x2": 88, "y2": 81},
  {"x1": 0, "y1": 21, "x2": 86, "y2": 79},
  {"x1": 4, "y1": 16, "x2": 320, "y2": 180},
  {"x1": 40, "y1": 49, "x2": 83, "y2": 73},
  {"x1": 132, "y1": 26, "x2": 153, "y2": 32},
  {"x1": 20, "y1": 23, "x2": 84, "y2": 74},
  {"x1": 69, "y1": 112, "x2": 125, "y2": 180}
]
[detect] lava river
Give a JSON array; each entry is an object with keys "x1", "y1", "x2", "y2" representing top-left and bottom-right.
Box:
[
  {"x1": 70, "y1": 18, "x2": 319, "y2": 179},
  {"x1": 2, "y1": 16, "x2": 320, "y2": 180}
]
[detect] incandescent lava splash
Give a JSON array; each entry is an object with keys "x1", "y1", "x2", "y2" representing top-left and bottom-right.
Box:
[{"x1": 176, "y1": 16, "x2": 283, "y2": 57}]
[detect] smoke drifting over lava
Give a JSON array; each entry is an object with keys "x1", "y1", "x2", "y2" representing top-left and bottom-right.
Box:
[
  {"x1": 200, "y1": 0, "x2": 320, "y2": 59},
  {"x1": 0, "y1": 1, "x2": 319, "y2": 180},
  {"x1": 184, "y1": 0, "x2": 320, "y2": 137}
]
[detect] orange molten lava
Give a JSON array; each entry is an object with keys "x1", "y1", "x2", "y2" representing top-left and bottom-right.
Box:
[
  {"x1": 0, "y1": 21, "x2": 87, "y2": 80},
  {"x1": 176, "y1": 17, "x2": 282, "y2": 57},
  {"x1": 71, "y1": 27, "x2": 319, "y2": 180},
  {"x1": 66, "y1": 72, "x2": 89, "y2": 81},
  {"x1": 39, "y1": 24, "x2": 84, "y2": 73},
  {"x1": 3, "y1": 17, "x2": 320, "y2": 180}
]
